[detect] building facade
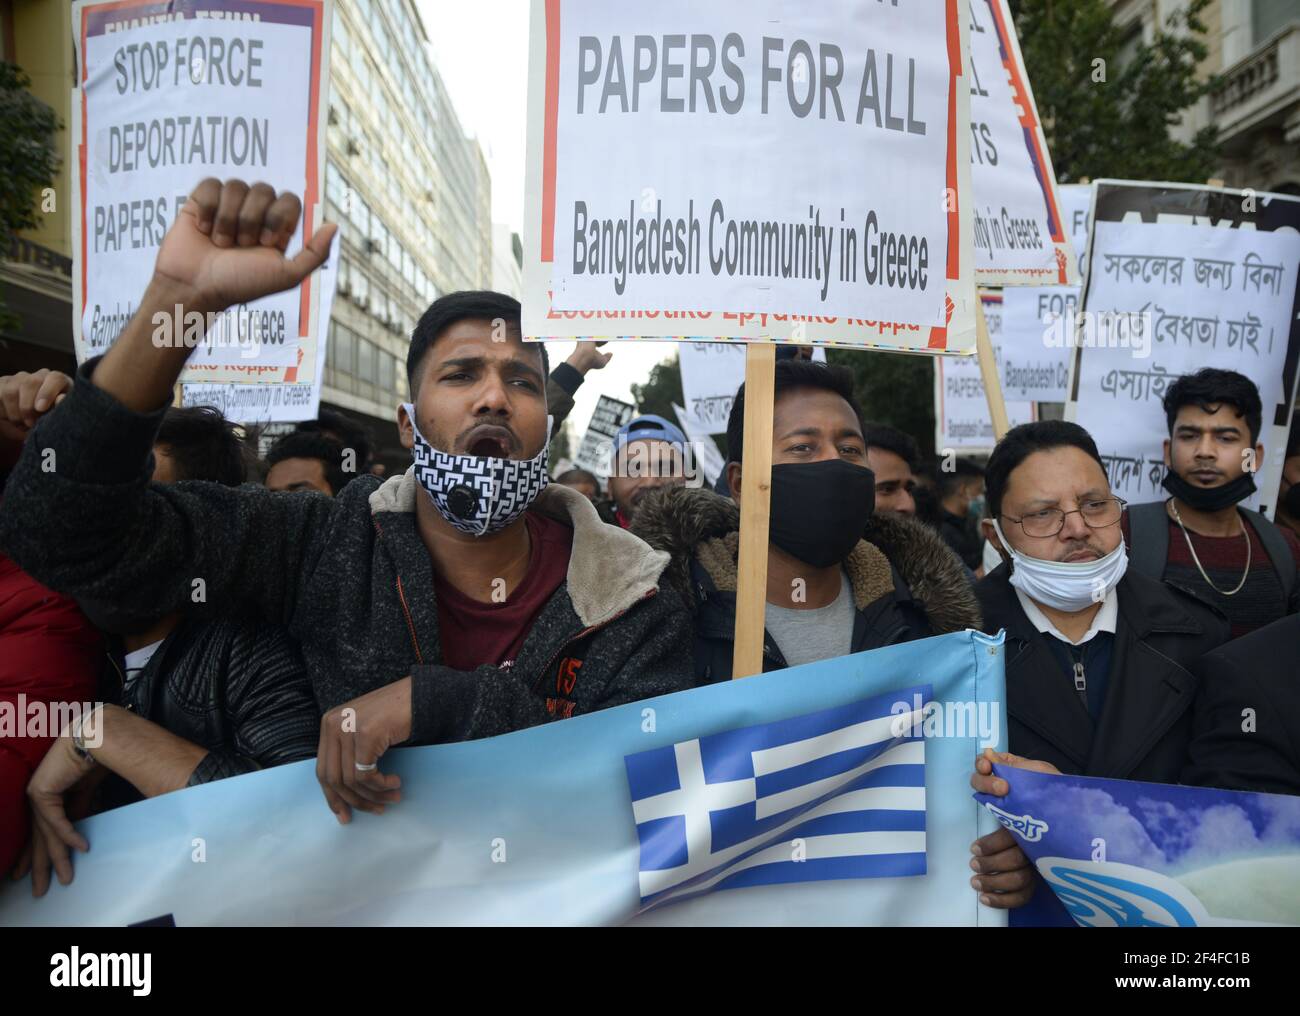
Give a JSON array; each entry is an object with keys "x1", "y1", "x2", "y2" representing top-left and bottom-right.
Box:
[
  {"x1": 491, "y1": 223, "x2": 523, "y2": 300},
  {"x1": 322, "y1": 0, "x2": 492, "y2": 464},
  {"x1": 0, "y1": 0, "x2": 76, "y2": 375},
  {"x1": 1109, "y1": 0, "x2": 1299, "y2": 193}
]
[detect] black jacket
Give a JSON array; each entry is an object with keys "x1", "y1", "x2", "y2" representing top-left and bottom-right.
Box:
[
  {"x1": 1183, "y1": 613, "x2": 1300, "y2": 796},
  {"x1": 0, "y1": 363, "x2": 695, "y2": 745},
  {"x1": 101, "y1": 615, "x2": 319, "y2": 795},
  {"x1": 977, "y1": 565, "x2": 1230, "y2": 782},
  {"x1": 633, "y1": 487, "x2": 983, "y2": 682}
]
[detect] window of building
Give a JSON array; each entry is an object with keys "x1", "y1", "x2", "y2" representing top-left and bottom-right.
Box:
[
  {"x1": 380, "y1": 350, "x2": 396, "y2": 393},
  {"x1": 1253, "y1": 0, "x2": 1297, "y2": 45},
  {"x1": 358, "y1": 338, "x2": 377, "y2": 384},
  {"x1": 329, "y1": 321, "x2": 355, "y2": 375},
  {"x1": 333, "y1": 14, "x2": 351, "y2": 60}
]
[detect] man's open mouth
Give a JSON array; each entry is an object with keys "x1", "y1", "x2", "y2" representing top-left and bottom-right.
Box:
[{"x1": 465, "y1": 428, "x2": 514, "y2": 459}]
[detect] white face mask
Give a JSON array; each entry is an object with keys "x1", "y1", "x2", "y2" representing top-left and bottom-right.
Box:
[
  {"x1": 403, "y1": 403, "x2": 551, "y2": 537},
  {"x1": 991, "y1": 519, "x2": 1128, "y2": 612}
]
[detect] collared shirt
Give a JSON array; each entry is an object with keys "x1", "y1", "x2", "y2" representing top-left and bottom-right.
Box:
[{"x1": 1014, "y1": 586, "x2": 1118, "y2": 645}]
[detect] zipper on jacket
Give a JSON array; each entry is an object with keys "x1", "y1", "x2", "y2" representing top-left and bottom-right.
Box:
[{"x1": 1070, "y1": 647, "x2": 1087, "y2": 711}]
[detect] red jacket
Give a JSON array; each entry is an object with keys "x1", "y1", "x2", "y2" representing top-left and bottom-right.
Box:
[{"x1": 0, "y1": 552, "x2": 102, "y2": 872}]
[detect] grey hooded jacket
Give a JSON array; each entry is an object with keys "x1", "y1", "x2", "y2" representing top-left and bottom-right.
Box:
[{"x1": 0, "y1": 363, "x2": 695, "y2": 743}]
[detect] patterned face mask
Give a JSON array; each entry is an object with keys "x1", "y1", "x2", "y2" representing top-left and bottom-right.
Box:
[{"x1": 403, "y1": 403, "x2": 551, "y2": 536}]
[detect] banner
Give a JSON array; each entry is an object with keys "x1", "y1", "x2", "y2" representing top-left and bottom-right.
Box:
[
  {"x1": 997, "y1": 284, "x2": 1076, "y2": 403},
  {"x1": 965, "y1": 0, "x2": 1076, "y2": 286},
  {"x1": 1068, "y1": 181, "x2": 1300, "y2": 514},
  {"x1": 71, "y1": 0, "x2": 330, "y2": 384},
  {"x1": 180, "y1": 230, "x2": 338, "y2": 423},
  {"x1": 0, "y1": 631, "x2": 1006, "y2": 926},
  {"x1": 976, "y1": 765, "x2": 1300, "y2": 927},
  {"x1": 573, "y1": 394, "x2": 634, "y2": 477},
  {"x1": 522, "y1": 0, "x2": 977, "y2": 352},
  {"x1": 934, "y1": 292, "x2": 1035, "y2": 450}
]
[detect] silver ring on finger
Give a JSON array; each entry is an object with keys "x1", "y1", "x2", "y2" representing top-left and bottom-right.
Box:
[{"x1": 354, "y1": 761, "x2": 378, "y2": 772}]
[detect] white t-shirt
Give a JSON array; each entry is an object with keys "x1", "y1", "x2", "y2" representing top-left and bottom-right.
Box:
[{"x1": 123, "y1": 639, "x2": 165, "y2": 687}]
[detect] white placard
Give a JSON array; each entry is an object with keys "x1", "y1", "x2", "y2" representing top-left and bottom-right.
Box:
[
  {"x1": 678, "y1": 341, "x2": 825, "y2": 434},
  {"x1": 523, "y1": 0, "x2": 977, "y2": 352},
  {"x1": 1058, "y1": 183, "x2": 1092, "y2": 269},
  {"x1": 997, "y1": 284, "x2": 1077, "y2": 403},
  {"x1": 966, "y1": 0, "x2": 1077, "y2": 286},
  {"x1": 573, "y1": 394, "x2": 635, "y2": 477},
  {"x1": 181, "y1": 232, "x2": 338, "y2": 423},
  {"x1": 1070, "y1": 181, "x2": 1300, "y2": 512},
  {"x1": 72, "y1": 0, "x2": 330, "y2": 384},
  {"x1": 935, "y1": 294, "x2": 1035, "y2": 450}
]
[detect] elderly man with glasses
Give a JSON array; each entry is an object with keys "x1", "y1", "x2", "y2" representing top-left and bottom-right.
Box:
[{"x1": 962, "y1": 421, "x2": 1231, "y2": 920}]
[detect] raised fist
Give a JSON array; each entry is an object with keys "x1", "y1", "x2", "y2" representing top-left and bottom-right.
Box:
[{"x1": 152, "y1": 178, "x2": 336, "y2": 314}]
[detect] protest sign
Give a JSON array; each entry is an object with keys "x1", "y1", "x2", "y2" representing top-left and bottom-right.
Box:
[
  {"x1": 0, "y1": 631, "x2": 1007, "y2": 927},
  {"x1": 573, "y1": 394, "x2": 634, "y2": 477},
  {"x1": 678, "y1": 340, "x2": 825, "y2": 434},
  {"x1": 965, "y1": 0, "x2": 1076, "y2": 286},
  {"x1": 1068, "y1": 181, "x2": 1300, "y2": 514},
  {"x1": 71, "y1": 0, "x2": 330, "y2": 384},
  {"x1": 935, "y1": 293, "x2": 1035, "y2": 450},
  {"x1": 976, "y1": 765, "x2": 1300, "y2": 927},
  {"x1": 1058, "y1": 183, "x2": 1092, "y2": 269},
  {"x1": 522, "y1": 0, "x2": 977, "y2": 352},
  {"x1": 997, "y1": 284, "x2": 1076, "y2": 403},
  {"x1": 180, "y1": 230, "x2": 338, "y2": 422}
]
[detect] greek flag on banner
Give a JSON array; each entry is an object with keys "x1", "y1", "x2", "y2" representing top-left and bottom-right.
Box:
[
  {"x1": 628, "y1": 687, "x2": 928, "y2": 910},
  {"x1": 0, "y1": 630, "x2": 1005, "y2": 927}
]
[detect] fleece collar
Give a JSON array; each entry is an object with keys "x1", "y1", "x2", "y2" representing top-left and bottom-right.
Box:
[{"x1": 368, "y1": 467, "x2": 671, "y2": 628}]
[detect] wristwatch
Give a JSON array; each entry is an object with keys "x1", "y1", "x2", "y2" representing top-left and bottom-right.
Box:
[{"x1": 70, "y1": 704, "x2": 104, "y2": 765}]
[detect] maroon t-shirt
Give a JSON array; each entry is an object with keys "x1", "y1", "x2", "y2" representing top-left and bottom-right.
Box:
[
  {"x1": 1122, "y1": 511, "x2": 1300, "y2": 639},
  {"x1": 434, "y1": 512, "x2": 573, "y2": 671}
]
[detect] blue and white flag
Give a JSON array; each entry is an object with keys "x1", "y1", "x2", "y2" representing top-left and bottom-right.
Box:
[
  {"x1": 629, "y1": 687, "x2": 928, "y2": 909},
  {"x1": 975, "y1": 765, "x2": 1300, "y2": 927},
  {"x1": 0, "y1": 630, "x2": 1005, "y2": 926}
]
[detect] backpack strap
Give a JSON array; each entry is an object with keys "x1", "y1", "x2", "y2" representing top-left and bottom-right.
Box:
[
  {"x1": 1125, "y1": 501, "x2": 1171, "y2": 581},
  {"x1": 1241, "y1": 508, "x2": 1298, "y2": 603}
]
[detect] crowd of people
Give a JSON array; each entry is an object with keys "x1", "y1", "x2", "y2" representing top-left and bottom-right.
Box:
[{"x1": 2, "y1": 178, "x2": 1298, "y2": 920}]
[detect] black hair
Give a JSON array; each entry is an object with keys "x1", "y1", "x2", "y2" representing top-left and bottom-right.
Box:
[
  {"x1": 935, "y1": 456, "x2": 985, "y2": 499},
  {"x1": 265, "y1": 431, "x2": 351, "y2": 495},
  {"x1": 295, "y1": 409, "x2": 372, "y2": 469},
  {"x1": 406, "y1": 290, "x2": 549, "y2": 396},
  {"x1": 863, "y1": 422, "x2": 921, "y2": 472},
  {"x1": 726, "y1": 360, "x2": 864, "y2": 465},
  {"x1": 1163, "y1": 368, "x2": 1263, "y2": 445},
  {"x1": 155, "y1": 406, "x2": 245, "y2": 487},
  {"x1": 556, "y1": 467, "x2": 599, "y2": 487},
  {"x1": 984, "y1": 420, "x2": 1104, "y2": 520}
]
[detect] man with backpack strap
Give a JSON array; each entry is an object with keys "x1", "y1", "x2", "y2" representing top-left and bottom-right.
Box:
[{"x1": 1123, "y1": 369, "x2": 1300, "y2": 639}]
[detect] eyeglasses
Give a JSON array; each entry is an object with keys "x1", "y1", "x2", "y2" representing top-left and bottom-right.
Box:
[{"x1": 1001, "y1": 496, "x2": 1127, "y2": 538}]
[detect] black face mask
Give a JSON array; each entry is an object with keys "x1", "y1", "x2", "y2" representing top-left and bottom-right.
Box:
[
  {"x1": 1163, "y1": 467, "x2": 1257, "y2": 513},
  {"x1": 768, "y1": 459, "x2": 875, "y2": 568}
]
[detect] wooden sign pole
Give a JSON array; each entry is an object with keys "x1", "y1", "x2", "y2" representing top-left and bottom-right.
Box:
[
  {"x1": 732, "y1": 342, "x2": 776, "y2": 679},
  {"x1": 975, "y1": 298, "x2": 1011, "y2": 441}
]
